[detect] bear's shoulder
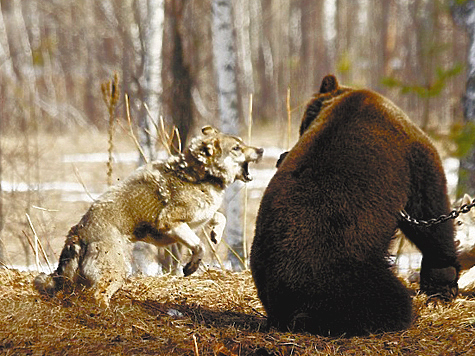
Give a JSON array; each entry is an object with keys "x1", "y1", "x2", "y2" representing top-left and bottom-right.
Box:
[{"x1": 300, "y1": 75, "x2": 415, "y2": 138}]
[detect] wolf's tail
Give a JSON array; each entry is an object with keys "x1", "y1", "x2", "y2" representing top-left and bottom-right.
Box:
[{"x1": 34, "y1": 229, "x2": 83, "y2": 297}]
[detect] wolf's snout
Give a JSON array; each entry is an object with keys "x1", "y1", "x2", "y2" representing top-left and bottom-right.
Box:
[
  {"x1": 256, "y1": 147, "x2": 264, "y2": 160},
  {"x1": 251, "y1": 147, "x2": 264, "y2": 162}
]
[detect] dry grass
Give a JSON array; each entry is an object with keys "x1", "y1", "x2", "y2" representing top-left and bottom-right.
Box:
[{"x1": 1, "y1": 268, "x2": 475, "y2": 355}]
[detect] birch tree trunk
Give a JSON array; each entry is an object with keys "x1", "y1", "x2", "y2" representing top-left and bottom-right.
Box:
[
  {"x1": 452, "y1": 0, "x2": 475, "y2": 195},
  {"x1": 131, "y1": 0, "x2": 165, "y2": 276},
  {"x1": 0, "y1": 1, "x2": 10, "y2": 267},
  {"x1": 0, "y1": 123, "x2": 3, "y2": 267},
  {"x1": 211, "y1": 0, "x2": 243, "y2": 270},
  {"x1": 140, "y1": 0, "x2": 164, "y2": 163},
  {"x1": 11, "y1": 0, "x2": 42, "y2": 267}
]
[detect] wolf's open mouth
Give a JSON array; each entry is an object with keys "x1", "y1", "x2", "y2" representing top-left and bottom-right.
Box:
[
  {"x1": 242, "y1": 162, "x2": 252, "y2": 182},
  {"x1": 240, "y1": 148, "x2": 263, "y2": 182}
]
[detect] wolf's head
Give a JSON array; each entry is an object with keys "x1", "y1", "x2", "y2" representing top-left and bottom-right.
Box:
[{"x1": 186, "y1": 126, "x2": 263, "y2": 186}]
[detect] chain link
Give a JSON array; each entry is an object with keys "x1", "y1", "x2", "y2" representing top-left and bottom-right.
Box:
[{"x1": 399, "y1": 197, "x2": 475, "y2": 228}]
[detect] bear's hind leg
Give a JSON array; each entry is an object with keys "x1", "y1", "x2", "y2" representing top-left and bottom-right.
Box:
[
  {"x1": 263, "y1": 262, "x2": 413, "y2": 336},
  {"x1": 303, "y1": 264, "x2": 413, "y2": 336}
]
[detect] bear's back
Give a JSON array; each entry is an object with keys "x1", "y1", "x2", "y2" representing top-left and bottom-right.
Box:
[
  {"x1": 281, "y1": 88, "x2": 430, "y2": 176},
  {"x1": 256, "y1": 88, "x2": 430, "y2": 262}
]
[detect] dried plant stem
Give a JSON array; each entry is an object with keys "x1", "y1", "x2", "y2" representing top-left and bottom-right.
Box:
[
  {"x1": 192, "y1": 334, "x2": 200, "y2": 356},
  {"x1": 24, "y1": 214, "x2": 53, "y2": 273},
  {"x1": 286, "y1": 86, "x2": 291, "y2": 150},
  {"x1": 173, "y1": 126, "x2": 182, "y2": 153},
  {"x1": 125, "y1": 94, "x2": 148, "y2": 164},
  {"x1": 242, "y1": 93, "x2": 253, "y2": 269},
  {"x1": 143, "y1": 103, "x2": 182, "y2": 155},
  {"x1": 163, "y1": 247, "x2": 181, "y2": 264},
  {"x1": 101, "y1": 73, "x2": 120, "y2": 186},
  {"x1": 107, "y1": 118, "x2": 114, "y2": 185},
  {"x1": 72, "y1": 164, "x2": 94, "y2": 202},
  {"x1": 25, "y1": 213, "x2": 39, "y2": 271},
  {"x1": 158, "y1": 115, "x2": 170, "y2": 152},
  {"x1": 143, "y1": 103, "x2": 167, "y2": 155},
  {"x1": 31, "y1": 206, "x2": 59, "y2": 212},
  {"x1": 22, "y1": 231, "x2": 37, "y2": 269},
  {"x1": 222, "y1": 240, "x2": 246, "y2": 269}
]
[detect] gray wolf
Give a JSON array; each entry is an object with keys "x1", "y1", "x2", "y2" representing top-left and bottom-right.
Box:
[
  {"x1": 250, "y1": 75, "x2": 459, "y2": 336},
  {"x1": 35, "y1": 126, "x2": 263, "y2": 307}
]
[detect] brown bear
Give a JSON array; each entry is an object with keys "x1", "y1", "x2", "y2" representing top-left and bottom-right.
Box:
[{"x1": 250, "y1": 75, "x2": 460, "y2": 336}]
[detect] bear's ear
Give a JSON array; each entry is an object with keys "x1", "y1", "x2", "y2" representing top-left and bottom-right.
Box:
[
  {"x1": 202, "y1": 125, "x2": 219, "y2": 136},
  {"x1": 319, "y1": 75, "x2": 338, "y2": 94}
]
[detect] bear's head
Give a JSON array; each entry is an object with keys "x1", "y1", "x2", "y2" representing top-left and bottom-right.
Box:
[
  {"x1": 299, "y1": 74, "x2": 351, "y2": 135},
  {"x1": 276, "y1": 75, "x2": 350, "y2": 168}
]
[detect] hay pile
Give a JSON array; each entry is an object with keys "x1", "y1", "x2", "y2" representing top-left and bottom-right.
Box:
[{"x1": 0, "y1": 268, "x2": 474, "y2": 355}]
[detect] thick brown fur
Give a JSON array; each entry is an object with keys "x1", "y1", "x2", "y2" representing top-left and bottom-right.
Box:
[
  {"x1": 250, "y1": 75, "x2": 460, "y2": 336},
  {"x1": 35, "y1": 126, "x2": 263, "y2": 307}
]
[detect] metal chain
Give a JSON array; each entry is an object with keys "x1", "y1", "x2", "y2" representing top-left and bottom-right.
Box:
[{"x1": 399, "y1": 197, "x2": 475, "y2": 228}]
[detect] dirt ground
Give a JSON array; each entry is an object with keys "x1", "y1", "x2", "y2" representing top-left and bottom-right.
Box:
[{"x1": 1, "y1": 268, "x2": 475, "y2": 355}]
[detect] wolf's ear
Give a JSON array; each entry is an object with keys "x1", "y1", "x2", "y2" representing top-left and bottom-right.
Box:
[
  {"x1": 462, "y1": 194, "x2": 473, "y2": 206},
  {"x1": 202, "y1": 143, "x2": 213, "y2": 157},
  {"x1": 202, "y1": 126, "x2": 219, "y2": 136},
  {"x1": 201, "y1": 138, "x2": 220, "y2": 157},
  {"x1": 319, "y1": 74, "x2": 338, "y2": 94}
]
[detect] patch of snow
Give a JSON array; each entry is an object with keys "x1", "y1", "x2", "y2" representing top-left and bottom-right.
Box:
[
  {"x1": 62, "y1": 150, "x2": 169, "y2": 163},
  {"x1": 443, "y1": 157, "x2": 460, "y2": 199}
]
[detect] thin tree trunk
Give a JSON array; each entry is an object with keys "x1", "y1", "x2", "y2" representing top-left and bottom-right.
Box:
[
  {"x1": 132, "y1": 0, "x2": 165, "y2": 276},
  {"x1": 452, "y1": 0, "x2": 475, "y2": 195},
  {"x1": 0, "y1": 99, "x2": 3, "y2": 267},
  {"x1": 162, "y1": 0, "x2": 193, "y2": 147},
  {"x1": 139, "y1": 0, "x2": 164, "y2": 162},
  {"x1": 0, "y1": 1, "x2": 10, "y2": 267},
  {"x1": 211, "y1": 0, "x2": 243, "y2": 270},
  {"x1": 12, "y1": 0, "x2": 42, "y2": 267}
]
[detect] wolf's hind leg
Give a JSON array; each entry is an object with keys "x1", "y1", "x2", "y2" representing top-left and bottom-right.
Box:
[
  {"x1": 34, "y1": 234, "x2": 82, "y2": 297},
  {"x1": 168, "y1": 222, "x2": 204, "y2": 276},
  {"x1": 80, "y1": 237, "x2": 129, "y2": 307}
]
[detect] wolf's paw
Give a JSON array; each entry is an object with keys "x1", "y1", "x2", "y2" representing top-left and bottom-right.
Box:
[
  {"x1": 34, "y1": 273, "x2": 56, "y2": 297},
  {"x1": 210, "y1": 229, "x2": 221, "y2": 244},
  {"x1": 183, "y1": 259, "x2": 201, "y2": 276},
  {"x1": 420, "y1": 265, "x2": 459, "y2": 301},
  {"x1": 209, "y1": 212, "x2": 225, "y2": 245}
]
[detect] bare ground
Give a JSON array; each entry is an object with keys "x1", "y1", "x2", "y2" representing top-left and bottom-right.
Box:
[{"x1": 0, "y1": 268, "x2": 475, "y2": 355}]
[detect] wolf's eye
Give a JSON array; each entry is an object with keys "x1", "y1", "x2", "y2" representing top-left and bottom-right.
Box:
[{"x1": 232, "y1": 145, "x2": 241, "y2": 151}]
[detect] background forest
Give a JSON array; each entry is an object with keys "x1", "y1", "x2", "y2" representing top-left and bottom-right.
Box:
[{"x1": 1, "y1": 0, "x2": 474, "y2": 271}]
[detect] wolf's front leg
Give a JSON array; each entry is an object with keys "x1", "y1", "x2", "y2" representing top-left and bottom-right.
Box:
[
  {"x1": 209, "y1": 212, "x2": 226, "y2": 245},
  {"x1": 169, "y1": 222, "x2": 205, "y2": 276}
]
